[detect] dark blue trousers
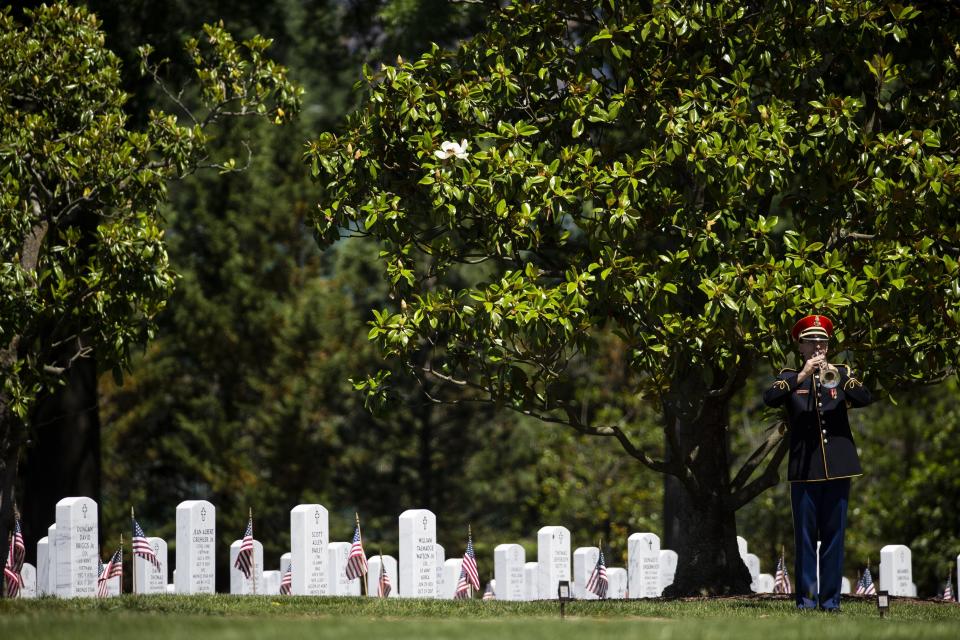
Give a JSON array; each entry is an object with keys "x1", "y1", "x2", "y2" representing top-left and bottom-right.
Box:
[{"x1": 790, "y1": 478, "x2": 851, "y2": 610}]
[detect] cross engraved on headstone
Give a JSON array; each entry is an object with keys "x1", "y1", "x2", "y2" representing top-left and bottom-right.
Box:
[
  {"x1": 422, "y1": 516, "x2": 428, "y2": 530},
  {"x1": 648, "y1": 539, "x2": 653, "y2": 551},
  {"x1": 201, "y1": 507, "x2": 207, "y2": 522},
  {"x1": 315, "y1": 509, "x2": 321, "y2": 524},
  {"x1": 82, "y1": 504, "x2": 88, "y2": 519},
  {"x1": 558, "y1": 532, "x2": 564, "y2": 542}
]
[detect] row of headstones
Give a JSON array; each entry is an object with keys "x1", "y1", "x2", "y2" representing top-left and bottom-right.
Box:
[
  {"x1": 22, "y1": 498, "x2": 673, "y2": 599},
  {"x1": 15, "y1": 497, "x2": 942, "y2": 598}
]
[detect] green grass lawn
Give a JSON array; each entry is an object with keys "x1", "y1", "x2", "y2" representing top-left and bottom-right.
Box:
[{"x1": 2, "y1": 595, "x2": 958, "y2": 639}]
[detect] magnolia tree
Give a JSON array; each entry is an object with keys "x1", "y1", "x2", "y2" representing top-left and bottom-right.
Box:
[
  {"x1": 0, "y1": 3, "x2": 300, "y2": 580},
  {"x1": 309, "y1": 0, "x2": 960, "y2": 594}
]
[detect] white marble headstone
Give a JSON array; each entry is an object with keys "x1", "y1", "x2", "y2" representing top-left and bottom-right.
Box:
[
  {"x1": 607, "y1": 567, "x2": 628, "y2": 599},
  {"x1": 280, "y1": 552, "x2": 292, "y2": 576},
  {"x1": 441, "y1": 558, "x2": 463, "y2": 599},
  {"x1": 841, "y1": 577, "x2": 851, "y2": 594},
  {"x1": 523, "y1": 561, "x2": 539, "y2": 600},
  {"x1": 745, "y1": 553, "x2": 760, "y2": 592},
  {"x1": 47, "y1": 524, "x2": 57, "y2": 595},
  {"x1": 327, "y1": 542, "x2": 361, "y2": 596},
  {"x1": 434, "y1": 544, "x2": 445, "y2": 598},
  {"x1": 367, "y1": 554, "x2": 398, "y2": 598},
  {"x1": 262, "y1": 570, "x2": 281, "y2": 595},
  {"x1": 573, "y1": 547, "x2": 600, "y2": 600},
  {"x1": 134, "y1": 536, "x2": 168, "y2": 594},
  {"x1": 737, "y1": 536, "x2": 749, "y2": 559},
  {"x1": 55, "y1": 497, "x2": 99, "y2": 598},
  {"x1": 756, "y1": 573, "x2": 775, "y2": 593},
  {"x1": 291, "y1": 504, "x2": 329, "y2": 595},
  {"x1": 879, "y1": 544, "x2": 912, "y2": 596},
  {"x1": 20, "y1": 562, "x2": 36, "y2": 599},
  {"x1": 493, "y1": 543, "x2": 525, "y2": 601},
  {"x1": 166, "y1": 583, "x2": 175, "y2": 594},
  {"x1": 627, "y1": 532, "x2": 660, "y2": 598},
  {"x1": 229, "y1": 539, "x2": 264, "y2": 594},
  {"x1": 398, "y1": 509, "x2": 437, "y2": 598},
  {"x1": 36, "y1": 536, "x2": 49, "y2": 597},
  {"x1": 175, "y1": 500, "x2": 216, "y2": 594},
  {"x1": 537, "y1": 526, "x2": 570, "y2": 600},
  {"x1": 658, "y1": 549, "x2": 678, "y2": 595},
  {"x1": 103, "y1": 570, "x2": 121, "y2": 597}
]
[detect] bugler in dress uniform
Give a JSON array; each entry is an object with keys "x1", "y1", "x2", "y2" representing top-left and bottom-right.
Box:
[{"x1": 763, "y1": 314, "x2": 873, "y2": 612}]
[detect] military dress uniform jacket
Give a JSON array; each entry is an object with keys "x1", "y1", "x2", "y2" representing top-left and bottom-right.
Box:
[{"x1": 763, "y1": 365, "x2": 873, "y2": 482}]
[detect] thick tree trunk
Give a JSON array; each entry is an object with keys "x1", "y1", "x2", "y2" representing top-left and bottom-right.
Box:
[
  {"x1": 21, "y1": 351, "x2": 101, "y2": 552},
  {"x1": 663, "y1": 481, "x2": 752, "y2": 596},
  {"x1": 661, "y1": 374, "x2": 753, "y2": 596}
]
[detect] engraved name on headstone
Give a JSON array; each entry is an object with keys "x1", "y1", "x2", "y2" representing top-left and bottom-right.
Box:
[
  {"x1": 435, "y1": 543, "x2": 445, "y2": 599},
  {"x1": 175, "y1": 500, "x2": 216, "y2": 594},
  {"x1": 291, "y1": 504, "x2": 329, "y2": 595},
  {"x1": 398, "y1": 509, "x2": 437, "y2": 598},
  {"x1": 327, "y1": 542, "x2": 360, "y2": 596},
  {"x1": 55, "y1": 497, "x2": 99, "y2": 598},
  {"x1": 537, "y1": 526, "x2": 570, "y2": 601},
  {"x1": 627, "y1": 532, "x2": 660, "y2": 599},
  {"x1": 879, "y1": 544, "x2": 912, "y2": 596},
  {"x1": 134, "y1": 536, "x2": 168, "y2": 594},
  {"x1": 493, "y1": 543, "x2": 525, "y2": 601}
]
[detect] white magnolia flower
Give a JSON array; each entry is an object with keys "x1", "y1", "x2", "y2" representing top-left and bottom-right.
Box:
[{"x1": 434, "y1": 139, "x2": 469, "y2": 160}]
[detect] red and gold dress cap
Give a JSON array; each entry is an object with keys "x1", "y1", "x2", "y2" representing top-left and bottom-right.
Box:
[{"x1": 791, "y1": 314, "x2": 834, "y2": 342}]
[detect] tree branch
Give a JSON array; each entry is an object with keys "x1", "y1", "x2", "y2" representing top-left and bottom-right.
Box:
[
  {"x1": 729, "y1": 419, "x2": 787, "y2": 493},
  {"x1": 726, "y1": 423, "x2": 790, "y2": 511}
]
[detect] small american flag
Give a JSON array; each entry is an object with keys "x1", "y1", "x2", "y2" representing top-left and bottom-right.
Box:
[
  {"x1": 585, "y1": 548, "x2": 608, "y2": 598},
  {"x1": 97, "y1": 546, "x2": 123, "y2": 598},
  {"x1": 482, "y1": 580, "x2": 496, "y2": 600},
  {"x1": 773, "y1": 551, "x2": 792, "y2": 594},
  {"x1": 234, "y1": 514, "x2": 254, "y2": 580},
  {"x1": 856, "y1": 566, "x2": 876, "y2": 595},
  {"x1": 280, "y1": 564, "x2": 292, "y2": 595},
  {"x1": 11, "y1": 516, "x2": 25, "y2": 571},
  {"x1": 132, "y1": 517, "x2": 161, "y2": 571},
  {"x1": 454, "y1": 569, "x2": 470, "y2": 600},
  {"x1": 458, "y1": 528, "x2": 480, "y2": 591},
  {"x1": 4, "y1": 536, "x2": 22, "y2": 598},
  {"x1": 345, "y1": 521, "x2": 368, "y2": 580},
  {"x1": 944, "y1": 577, "x2": 954, "y2": 602},
  {"x1": 377, "y1": 557, "x2": 392, "y2": 597}
]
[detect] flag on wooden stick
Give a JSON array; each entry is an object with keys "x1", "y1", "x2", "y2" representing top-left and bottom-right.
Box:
[
  {"x1": 773, "y1": 548, "x2": 792, "y2": 594},
  {"x1": 585, "y1": 547, "x2": 608, "y2": 599},
  {"x1": 234, "y1": 511, "x2": 255, "y2": 580},
  {"x1": 97, "y1": 546, "x2": 123, "y2": 598},
  {"x1": 132, "y1": 515, "x2": 161, "y2": 571},
  {"x1": 346, "y1": 514, "x2": 368, "y2": 580}
]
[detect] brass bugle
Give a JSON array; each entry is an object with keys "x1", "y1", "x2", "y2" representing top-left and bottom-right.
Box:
[{"x1": 820, "y1": 362, "x2": 840, "y2": 389}]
